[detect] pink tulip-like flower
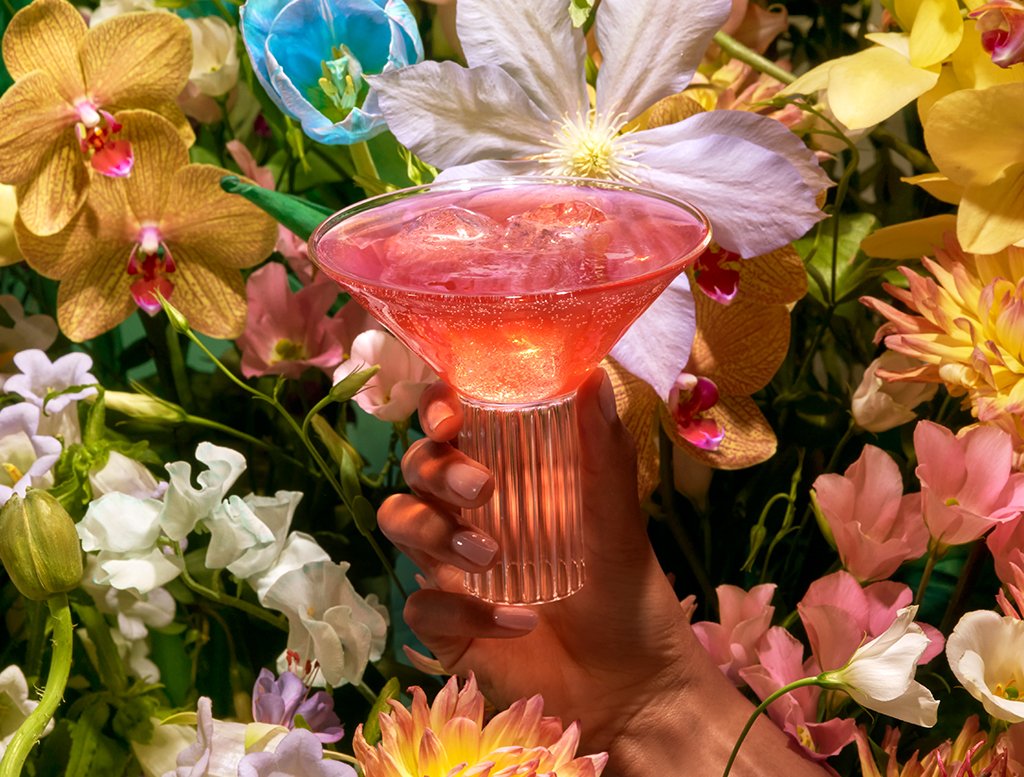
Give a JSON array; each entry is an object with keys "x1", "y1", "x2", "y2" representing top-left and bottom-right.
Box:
[
  {"x1": 851, "y1": 352, "x2": 938, "y2": 433},
  {"x1": 235, "y1": 263, "x2": 349, "y2": 380},
  {"x1": 812, "y1": 444, "x2": 928, "y2": 582},
  {"x1": 797, "y1": 571, "x2": 943, "y2": 673},
  {"x1": 692, "y1": 583, "x2": 776, "y2": 685},
  {"x1": 354, "y1": 674, "x2": 608, "y2": 777},
  {"x1": 989, "y1": 518, "x2": 1024, "y2": 587},
  {"x1": 915, "y1": 421, "x2": 1024, "y2": 548},
  {"x1": 739, "y1": 627, "x2": 857, "y2": 760},
  {"x1": 970, "y1": 0, "x2": 1024, "y2": 68},
  {"x1": 334, "y1": 330, "x2": 436, "y2": 423}
]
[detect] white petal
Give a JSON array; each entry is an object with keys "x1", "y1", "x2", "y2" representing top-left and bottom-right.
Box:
[
  {"x1": 595, "y1": 0, "x2": 731, "y2": 120},
  {"x1": 78, "y1": 493, "x2": 163, "y2": 553},
  {"x1": 635, "y1": 135, "x2": 823, "y2": 257},
  {"x1": 848, "y1": 680, "x2": 939, "y2": 727},
  {"x1": 609, "y1": 274, "x2": 696, "y2": 400},
  {"x1": 97, "y1": 549, "x2": 183, "y2": 594},
  {"x1": 89, "y1": 451, "x2": 161, "y2": 499},
  {"x1": 947, "y1": 610, "x2": 1024, "y2": 724},
  {"x1": 433, "y1": 159, "x2": 544, "y2": 182},
  {"x1": 370, "y1": 61, "x2": 553, "y2": 169},
  {"x1": 160, "y1": 443, "x2": 246, "y2": 541},
  {"x1": 248, "y1": 532, "x2": 330, "y2": 602},
  {"x1": 842, "y1": 629, "x2": 930, "y2": 701},
  {"x1": 456, "y1": 0, "x2": 587, "y2": 118}
]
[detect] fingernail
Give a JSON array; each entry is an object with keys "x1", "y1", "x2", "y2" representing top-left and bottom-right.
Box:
[
  {"x1": 451, "y1": 530, "x2": 498, "y2": 566},
  {"x1": 598, "y1": 374, "x2": 617, "y2": 424},
  {"x1": 426, "y1": 402, "x2": 454, "y2": 433},
  {"x1": 492, "y1": 606, "x2": 539, "y2": 632},
  {"x1": 447, "y1": 462, "x2": 489, "y2": 501}
]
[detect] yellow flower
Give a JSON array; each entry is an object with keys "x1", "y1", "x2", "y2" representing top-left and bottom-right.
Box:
[
  {"x1": 354, "y1": 674, "x2": 608, "y2": 777},
  {"x1": 861, "y1": 237, "x2": 1024, "y2": 459},
  {"x1": 15, "y1": 111, "x2": 278, "y2": 341},
  {"x1": 0, "y1": 0, "x2": 192, "y2": 236},
  {"x1": 0, "y1": 185, "x2": 23, "y2": 266},
  {"x1": 924, "y1": 82, "x2": 1024, "y2": 254}
]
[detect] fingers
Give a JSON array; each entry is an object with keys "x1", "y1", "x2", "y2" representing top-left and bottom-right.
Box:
[
  {"x1": 379, "y1": 493, "x2": 498, "y2": 572},
  {"x1": 401, "y1": 437, "x2": 494, "y2": 507},
  {"x1": 404, "y1": 589, "x2": 539, "y2": 667},
  {"x1": 419, "y1": 381, "x2": 462, "y2": 442}
]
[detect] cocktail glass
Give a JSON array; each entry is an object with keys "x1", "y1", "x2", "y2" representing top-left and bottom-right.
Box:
[{"x1": 309, "y1": 177, "x2": 711, "y2": 604}]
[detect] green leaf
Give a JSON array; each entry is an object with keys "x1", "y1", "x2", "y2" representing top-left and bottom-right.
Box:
[
  {"x1": 568, "y1": 0, "x2": 596, "y2": 28},
  {"x1": 352, "y1": 494, "x2": 378, "y2": 534},
  {"x1": 362, "y1": 677, "x2": 401, "y2": 746},
  {"x1": 66, "y1": 699, "x2": 128, "y2": 777},
  {"x1": 112, "y1": 697, "x2": 157, "y2": 744},
  {"x1": 794, "y1": 213, "x2": 879, "y2": 306},
  {"x1": 220, "y1": 176, "x2": 334, "y2": 240}
]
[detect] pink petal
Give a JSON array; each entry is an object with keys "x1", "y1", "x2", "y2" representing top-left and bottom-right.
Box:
[{"x1": 91, "y1": 139, "x2": 134, "y2": 177}]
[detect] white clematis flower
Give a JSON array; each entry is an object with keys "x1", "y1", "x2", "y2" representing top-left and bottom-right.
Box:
[
  {"x1": 947, "y1": 610, "x2": 1024, "y2": 723},
  {"x1": 370, "y1": 0, "x2": 829, "y2": 397},
  {"x1": 819, "y1": 605, "x2": 939, "y2": 726},
  {"x1": 262, "y1": 560, "x2": 388, "y2": 688}
]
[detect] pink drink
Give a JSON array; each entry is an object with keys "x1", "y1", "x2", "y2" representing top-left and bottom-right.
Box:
[{"x1": 314, "y1": 183, "x2": 709, "y2": 404}]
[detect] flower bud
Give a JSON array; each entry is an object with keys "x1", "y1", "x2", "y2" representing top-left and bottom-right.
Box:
[
  {"x1": 851, "y1": 352, "x2": 938, "y2": 432},
  {"x1": 0, "y1": 490, "x2": 84, "y2": 601},
  {"x1": 102, "y1": 391, "x2": 187, "y2": 423}
]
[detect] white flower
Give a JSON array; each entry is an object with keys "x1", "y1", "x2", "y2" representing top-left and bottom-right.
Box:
[
  {"x1": 88, "y1": 0, "x2": 162, "y2": 27},
  {"x1": 81, "y1": 556, "x2": 176, "y2": 640},
  {"x1": 4, "y1": 349, "x2": 97, "y2": 414},
  {"x1": 0, "y1": 665, "x2": 53, "y2": 757},
  {"x1": 819, "y1": 605, "x2": 939, "y2": 726},
  {"x1": 262, "y1": 560, "x2": 388, "y2": 687},
  {"x1": 851, "y1": 352, "x2": 938, "y2": 433},
  {"x1": 204, "y1": 491, "x2": 302, "y2": 579},
  {"x1": 0, "y1": 297, "x2": 57, "y2": 390},
  {"x1": 370, "y1": 0, "x2": 829, "y2": 397},
  {"x1": 247, "y1": 532, "x2": 330, "y2": 601},
  {"x1": 161, "y1": 442, "x2": 246, "y2": 541},
  {"x1": 334, "y1": 330, "x2": 436, "y2": 423},
  {"x1": 947, "y1": 610, "x2": 1024, "y2": 723},
  {"x1": 0, "y1": 403, "x2": 61, "y2": 505},
  {"x1": 89, "y1": 451, "x2": 163, "y2": 500},
  {"x1": 185, "y1": 17, "x2": 240, "y2": 97}
]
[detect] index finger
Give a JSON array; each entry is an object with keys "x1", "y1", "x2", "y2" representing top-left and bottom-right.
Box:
[{"x1": 419, "y1": 381, "x2": 463, "y2": 442}]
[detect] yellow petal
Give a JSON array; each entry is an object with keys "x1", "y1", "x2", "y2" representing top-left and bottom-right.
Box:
[
  {"x1": 603, "y1": 357, "x2": 661, "y2": 501},
  {"x1": 735, "y1": 245, "x2": 808, "y2": 306},
  {"x1": 162, "y1": 165, "x2": 278, "y2": 269},
  {"x1": 55, "y1": 240, "x2": 135, "y2": 341},
  {"x1": 165, "y1": 245, "x2": 247, "y2": 339},
  {"x1": 115, "y1": 110, "x2": 190, "y2": 222},
  {"x1": 957, "y1": 164, "x2": 1024, "y2": 254},
  {"x1": 2, "y1": 0, "x2": 86, "y2": 101},
  {"x1": 690, "y1": 296, "x2": 791, "y2": 395},
  {"x1": 783, "y1": 59, "x2": 836, "y2": 97},
  {"x1": 125, "y1": 98, "x2": 196, "y2": 146},
  {"x1": 902, "y1": 173, "x2": 963, "y2": 204},
  {"x1": 925, "y1": 83, "x2": 1024, "y2": 186},
  {"x1": 671, "y1": 395, "x2": 777, "y2": 470},
  {"x1": 82, "y1": 12, "x2": 192, "y2": 107},
  {"x1": 859, "y1": 215, "x2": 959, "y2": 259},
  {"x1": 827, "y1": 46, "x2": 939, "y2": 130},
  {"x1": 0, "y1": 71, "x2": 77, "y2": 185},
  {"x1": 14, "y1": 128, "x2": 89, "y2": 236},
  {"x1": 905, "y1": 0, "x2": 963, "y2": 68}
]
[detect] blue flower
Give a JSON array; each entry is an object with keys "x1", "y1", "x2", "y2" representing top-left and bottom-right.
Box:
[{"x1": 241, "y1": 0, "x2": 422, "y2": 144}]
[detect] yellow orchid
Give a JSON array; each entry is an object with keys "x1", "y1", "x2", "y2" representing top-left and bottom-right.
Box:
[
  {"x1": 0, "y1": 185, "x2": 23, "y2": 266},
  {"x1": 862, "y1": 237, "x2": 1024, "y2": 461},
  {"x1": 14, "y1": 111, "x2": 278, "y2": 342},
  {"x1": 0, "y1": 0, "x2": 193, "y2": 236},
  {"x1": 924, "y1": 82, "x2": 1024, "y2": 253}
]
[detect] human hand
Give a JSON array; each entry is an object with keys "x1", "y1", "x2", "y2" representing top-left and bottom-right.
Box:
[{"x1": 379, "y1": 368, "x2": 828, "y2": 777}]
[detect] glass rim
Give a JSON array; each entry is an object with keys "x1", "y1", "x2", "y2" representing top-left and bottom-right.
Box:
[{"x1": 307, "y1": 175, "x2": 713, "y2": 297}]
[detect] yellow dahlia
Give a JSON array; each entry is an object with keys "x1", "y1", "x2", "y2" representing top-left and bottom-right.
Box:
[
  {"x1": 861, "y1": 237, "x2": 1024, "y2": 458},
  {"x1": 354, "y1": 675, "x2": 608, "y2": 777}
]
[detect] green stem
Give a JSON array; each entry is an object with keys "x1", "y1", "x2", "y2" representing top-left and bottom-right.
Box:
[
  {"x1": 185, "y1": 414, "x2": 315, "y2": 473},
  {"x1": 722, "y1": 676, "x2": 821, "y2": 777},
  {"x1": 176, "y1": 547, "x2": 288, "y2": 632},
  {"x1": 165, "y1": 324, "x2": 194, "y2": 408},
  {"x1": 350, "y1": 142, "x2": 385, "y2": 196},
  {"x1": 914, "y1": 544, "x2": 940, "y2": 606},
  {"x1": 870, "y1": 127, "x2": 937, "y2": 173},
  {"x1": 939, "y1": 541, "x2": 985, "y2": 633},
  {"x1": 0, "y1": 595, "x2": 74, "y2": 777},
  {"x1": 356, "y1": 680, "x2": 378, "y2": 704},
  {"x1": 713, "y1": 31, "x2": 796, "y2": 85}
]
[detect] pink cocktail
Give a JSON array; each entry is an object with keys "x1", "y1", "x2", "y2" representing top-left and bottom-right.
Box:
[{"x1": 310, "y1": 178, "x2": 710, "y2": 603}]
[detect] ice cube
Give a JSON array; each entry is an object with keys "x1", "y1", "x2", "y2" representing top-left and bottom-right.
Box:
[{"x1": 513, "y1": 200, "x2": 608, "y2": 230}]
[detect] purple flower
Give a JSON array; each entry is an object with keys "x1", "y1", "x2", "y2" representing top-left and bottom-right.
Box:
[
  {"x1": 238, "y1": 729, "x2": 355, "y2": 777},
  {"x1": 252, "y1": 669, "x2": 343, "y2": 743}
]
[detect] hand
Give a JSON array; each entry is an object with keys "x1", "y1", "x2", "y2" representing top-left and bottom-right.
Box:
[{"x1": 379, "y1": 369, "x2": 828, "y2": 777}]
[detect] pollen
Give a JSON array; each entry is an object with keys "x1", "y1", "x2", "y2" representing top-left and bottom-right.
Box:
[{"x1": 532, "y1": 111, "x2": 645, "y2": 183}]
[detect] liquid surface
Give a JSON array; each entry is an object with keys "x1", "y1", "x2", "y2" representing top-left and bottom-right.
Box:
[{"x1": 314, "y1": 184, "x2": 710, "y2": 403}]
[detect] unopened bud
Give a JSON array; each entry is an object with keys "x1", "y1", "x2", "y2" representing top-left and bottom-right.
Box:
[
  {"x1": 156, "y1": 292, "x2": 191, "y2": 334},
  {"x1": 0, "y1": 490, "x2": 84, "y2": 600},
  {"x1": 102, "y1": 391, "x2": 187, "y2": 423}
]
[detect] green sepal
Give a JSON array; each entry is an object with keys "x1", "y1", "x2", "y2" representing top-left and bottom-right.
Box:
[
  {"x1": 361, "y1": 677, "x2": 401, "y2": 746},
  {"x1": 329, "y1": 365, "x2": 379, "y2": 402},
  {"x1": 220, "y1": 175, "x2": 334, "y2": 240},
  {"x1": 352, "y1": 494, "x2": 377, "y2": 534}
]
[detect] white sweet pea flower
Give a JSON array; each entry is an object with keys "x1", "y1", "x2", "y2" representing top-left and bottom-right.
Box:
[
  {"x1": 0, "y1": 403, "x2": 61, "y2": 505},
  {"x1": 89, "y1": 450, "x2": 163, "y2": 500},
  {"x1": 0, "y1": 665, "x2": 54, "y2": 757},
  {"x1": 262, "y1": 560, "x2": 388, "y2": 687},
  {"x1": 185, "y1": 17, "x2": 240, "y2": 97},
  {"x1": 248, "y1": 532, "x2": 331, "y2": 601},
  {"x1": 370, "y1": 0, "x2": 829, "y2": 397},
  {"x1": 334, "y1": 330, "x2": 436, "y2": 423},
  {"x1": 161, "y1": 442, "x2": 247, "y2": 541},
  {"x1": 947, "y1": 610, "x2": 1024, "y2": 723},
  {"x1": 81, "y1": 557, "x2": 176, "y2": 641},
  {"x1": 204, "y1": 491, "x2": 302, "y2": 579},
  {"x1": 819, "y1": 605, "x2": 938, "y2": 726}
]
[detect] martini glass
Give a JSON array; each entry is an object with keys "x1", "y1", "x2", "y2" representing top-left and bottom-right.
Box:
[{"x1": 309, "y1": 177, "x2": 711, "y2": 604}]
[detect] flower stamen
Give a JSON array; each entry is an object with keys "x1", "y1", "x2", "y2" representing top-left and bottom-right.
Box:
[
  {"x1": 74, "y1": 108, "x2": 134, "y2": 177},
  {"x1": 531, "y1": 110, "x2": 646, "y2": 183}
]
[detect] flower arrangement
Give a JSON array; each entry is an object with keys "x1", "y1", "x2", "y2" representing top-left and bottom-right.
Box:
[{"x1": 0, "y1": 0, "x2": 1023, "y2": 775}]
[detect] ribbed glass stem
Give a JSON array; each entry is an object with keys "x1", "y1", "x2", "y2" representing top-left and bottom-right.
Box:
[{"x1": 459, "y1": 394, "x2": 585, "y2": 604}]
